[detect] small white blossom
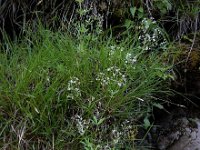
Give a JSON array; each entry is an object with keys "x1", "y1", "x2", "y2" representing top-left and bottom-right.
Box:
[
  {"x1": 72, "y1": 114, "x2": 90, "y2": 136},
  {"x1": 96, "y1": 66, "x2": 127, "y2": 89},
  {"x1": 125, "y1": 53, "x2": 137, "y2": 64},
  {"x1": 111, "y1": 129, "x2": 120, "y2": 145},
  {"x1": 67, "y1": 77, "x2": 81, "y2": 99}
]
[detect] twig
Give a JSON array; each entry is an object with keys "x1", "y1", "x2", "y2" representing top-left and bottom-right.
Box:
[{"x1": 186, "y1": 17, "x2": 198, "y2": 62}]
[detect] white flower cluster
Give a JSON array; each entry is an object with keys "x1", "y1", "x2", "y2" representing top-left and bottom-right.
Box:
[
  {"x1": 96, "y1": 66, "x2": 127, "y2": 88},
  {"x1": 95, "y1": 14, "x2": 104, "y2": 34},
  {"x1": 139, "y1": 18, "x2": 168, "y2": 51},
  {"x1": 141, "y1": 18, "x2": 156, "y2": 32},
  {"x1": 93, "y1": 101, "x2": 102, "y2": 119},
  {"x1": 76, "y1": 2, "x2": 104, "y2": 37},
  {"x1": 67, "y1": 77, "x2": 81, "y2": 99},
  {"x1": 109, "y1": 45, "x2": 124, "y2": 56},
  {"x1": 110, "y1": 129, "x2": 121, "y2": 145},
  {"x1": 72, "y1": 114, "x2": 90, "y2": 136},
  {"x1": 71, "y1": 99, "x2": 138, "y2": 149},
  {"x1": 96, "y1": 72, "x2": 110, "y2": 87},
  {"x1": 125, "y1": 53, "x2": 137, "y2": 64}
]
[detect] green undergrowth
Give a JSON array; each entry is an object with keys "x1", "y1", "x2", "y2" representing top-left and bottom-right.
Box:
[{"x1": 0, "y1": 25, "x2": 173, "y2": 149}]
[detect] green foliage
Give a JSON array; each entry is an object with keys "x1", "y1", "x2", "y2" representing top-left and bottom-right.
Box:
[
  {"x1": 129, "y1": 0, "x2": 199, "y2": 39},
  {"x1": 129, "y1": 6, "x2": 145, "y2": 20},
  {"x1": 0, "y1": 0, "x2": 178, "y2": 149},
  {"x1": 0, "y1": 22, "x2": 172, "y2": 148},
  {"x1": 153, "y1": 0, "x2": 172, "y2": 15}
]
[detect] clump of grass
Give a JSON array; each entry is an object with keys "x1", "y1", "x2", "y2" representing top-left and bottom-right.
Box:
[{"x1": 0, "y1": 19, "x2": 172, "y2": 149}]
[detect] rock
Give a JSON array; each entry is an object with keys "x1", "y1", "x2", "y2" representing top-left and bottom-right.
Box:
[{"x1": 155, "y1": 110, "x2": 200, "y2": 150}]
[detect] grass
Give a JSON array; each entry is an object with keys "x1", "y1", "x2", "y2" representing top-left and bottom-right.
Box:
[{"x1": 0, "y1": 22, "x2": 172, "y2": 149}]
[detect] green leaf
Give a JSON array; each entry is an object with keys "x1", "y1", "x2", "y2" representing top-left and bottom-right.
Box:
[
  {"x1": 138, "y1": 7, "x2": 144, "y2": 13},
  {"x1": 143, "y1": 117, "x2": 150, "y2": 129},
  {"x1": 97, "y1": 118, "x2": 105, "y2": 125},
  {"x1": 92, "y1": 116, "x2": 98, "y2": 125},
  {"x1": 138, "y1": 7, "x2": 144, "y2": 19},
  {"x1": 124, "y1": 19, "x2": 132, "y2": 28},
  {"x1": 130, "y1": 7, "x2": 137, "y2": 18}
]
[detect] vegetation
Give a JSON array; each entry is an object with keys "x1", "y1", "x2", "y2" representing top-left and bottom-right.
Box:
[
  {"x1": 0, "y1": 0, "x2": 199, "y2": 149},
  {"x1": 1, "y1": 0, "x2": 199, "y2": 39}
]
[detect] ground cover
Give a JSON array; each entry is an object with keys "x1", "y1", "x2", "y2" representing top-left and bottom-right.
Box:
[{"x1": 0, "y1": 22, "x2": 172, "y2": 149}]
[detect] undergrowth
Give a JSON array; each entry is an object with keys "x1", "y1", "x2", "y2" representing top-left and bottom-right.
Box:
[
  {"x1": 0, "y1": 0, "x2": 199, "y2": 149},
  {"x1": 0, "y1": 1, "x2": 175, "y2": 148},
  {"x1": 0, "y1": 21, "x2": 173, "y2": 149}
]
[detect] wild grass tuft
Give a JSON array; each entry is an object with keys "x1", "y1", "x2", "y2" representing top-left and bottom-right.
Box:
[{"x1": 0, "y1": 19, "x2": 173, "y2": 149}]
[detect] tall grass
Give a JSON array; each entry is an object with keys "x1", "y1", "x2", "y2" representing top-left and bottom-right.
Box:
[{"x1": 0, "y1": 22, "x2": 172, "y2": 149}]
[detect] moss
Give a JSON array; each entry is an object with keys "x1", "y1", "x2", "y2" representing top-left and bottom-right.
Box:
[{"x1": 177, "y1": 32, "x2": 200, "y2": 69}]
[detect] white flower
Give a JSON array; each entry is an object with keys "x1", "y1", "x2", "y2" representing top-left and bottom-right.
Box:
[
  {"x1": 72, "y1": 114, "x2": 90, "y2": 136},
  {"x1": 110, "y1": 46, "x2": 116, "y2": 50},
  {"x1": 67, "y1": 77, "x2": 81, "y2": 98},
  {"x1": 125, "y1": 53, "x2": 137, "y2": 64}
]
